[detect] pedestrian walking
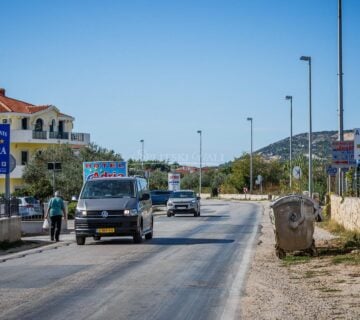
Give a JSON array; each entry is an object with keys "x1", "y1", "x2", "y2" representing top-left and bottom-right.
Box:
[{"x1": 45, "y1": 191, "x2": 66, "y2": 242}]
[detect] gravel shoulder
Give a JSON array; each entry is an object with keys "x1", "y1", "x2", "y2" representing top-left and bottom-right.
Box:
[{"x1": 240, "y1": 203, "x2": 360, "y2": 320}]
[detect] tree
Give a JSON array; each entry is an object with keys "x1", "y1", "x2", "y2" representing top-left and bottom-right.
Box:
[
  {"x1": 20, "y1": 144, "x2": 123, "y2": 201},
  {"x1": 149, "y1": 170, "x2": 168, "y2": 190}
]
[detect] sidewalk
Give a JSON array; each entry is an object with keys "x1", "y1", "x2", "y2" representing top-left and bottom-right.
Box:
[{"x1": 240, "y1": 203, "x2": 360, "y2": 319}]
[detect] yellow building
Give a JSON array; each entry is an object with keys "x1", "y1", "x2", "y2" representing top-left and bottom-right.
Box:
[{"x1": 0, "y1": 88, "x2": 90, "y2": 193}]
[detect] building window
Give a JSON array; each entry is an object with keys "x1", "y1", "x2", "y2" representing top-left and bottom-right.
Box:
[
  {"x1": 2, "y1": 119, "x2": 7, "y2": 123},
  {"x1": 35, "y1": 118, "x2": 43, "y2": 131},
  {"x1": 21, "y1": 151, "x2": 28, "y2": 165},
  {"x1": 22, "y1": 118, "x2": 28, "y2": 130},
  {"x1": 49, "y1": 119, "x2": 55, "y2": 132},
  {"x1": 58, "y1": 120, "x2": 64, "y2": 133}
]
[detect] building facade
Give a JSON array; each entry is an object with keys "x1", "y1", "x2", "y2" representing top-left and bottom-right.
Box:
[{"x1": 0, "y1": 88, "x2": 90, "y2": 193}]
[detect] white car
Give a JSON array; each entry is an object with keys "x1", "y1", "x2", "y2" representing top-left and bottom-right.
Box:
[
  {"x1": 167, "y1": 190, "x2": 200, "y2": 217},
  {"x1": 17, "y1": 196, "x2": 43, "y2": 217}
]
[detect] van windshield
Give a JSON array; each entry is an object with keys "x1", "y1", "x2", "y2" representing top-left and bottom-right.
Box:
[{"x1": 80, "y1": 179, "x2": 136, "y2": 199}]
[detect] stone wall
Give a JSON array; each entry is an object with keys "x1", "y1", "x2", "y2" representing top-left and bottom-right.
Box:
[
  {"x1": 0, "y1": 216, "x2": 22, "y2": 242},
  {"x1": 200, "y1": 193, "x2": 270, "y2": 201},
  {"x1": 330, "y1": 195, "x2": 360, "y2": 232}
]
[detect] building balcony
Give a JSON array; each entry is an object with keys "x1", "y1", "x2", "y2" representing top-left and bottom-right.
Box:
[{"x1": 10, "y1": 129, "x2": 90, "y2": 145}]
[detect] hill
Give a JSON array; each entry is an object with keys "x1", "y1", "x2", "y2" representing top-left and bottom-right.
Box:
[{"x1": 256, "y1": 130, "x2": 354, "y2": 161}]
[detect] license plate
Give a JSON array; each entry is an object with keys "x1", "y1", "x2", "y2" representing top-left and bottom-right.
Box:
[
  {"x1": 96, "y1": 228, "x2": 115, "y2": 233},
  {"x1": 177, "y1": 206, "x2": 187, "y2": 209}
]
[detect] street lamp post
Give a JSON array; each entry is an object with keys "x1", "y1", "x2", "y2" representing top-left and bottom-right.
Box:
[
  {"x1": 300, "y1": 55, "x2": 313, "y2": 197},
  {"x1": 247, "y1": 117, "x2": 253, "y2": 193},
  {"x1": 140, "y1": 139, "x2": 144, "y2": 170},
  {"x1": 285, "y1": 95, "x2": 293, "y2": 190},
  {"x1": 197, "y1": 130, "x2": 202, "y2": 195}
]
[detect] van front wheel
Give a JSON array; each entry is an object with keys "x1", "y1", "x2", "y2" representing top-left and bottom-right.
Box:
[
  {"x1": 133, "y1": 229, "x2": 143, "y2": 244},
  {"x1": 76, "y1": 236, "x2": 86, "y2": 245}
]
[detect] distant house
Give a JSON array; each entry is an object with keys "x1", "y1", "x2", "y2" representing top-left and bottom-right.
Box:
[
  {"x1": 0, "y1": 88, "x2": 90, "y2": 193},
  {"x1": 175, "y1": 166, "x2": 199, "y2": 174}
]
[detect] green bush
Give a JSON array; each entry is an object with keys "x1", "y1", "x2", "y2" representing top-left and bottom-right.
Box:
[{"x1": 67, "y1": 202, "x2": 77, "y2": 220}]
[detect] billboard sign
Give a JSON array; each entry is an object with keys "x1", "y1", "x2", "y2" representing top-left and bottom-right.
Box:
[
  {"x1": 354, "y1": 128, "x2": 360, "y2": 163},
  {"x1": 331, "y1": 140, "x2": 356, "y2": 168},
  {"x1": 168, "y1": 173, "x2": 181, "y2": 191},
  {"x1": 0, "y1": 124, "x2": 10, "y2": 174},
  {"x1": 83, "y1": 161, "x2": 127, "y2": 181}
]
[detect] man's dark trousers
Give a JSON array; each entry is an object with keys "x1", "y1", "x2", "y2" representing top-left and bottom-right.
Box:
[{"x1": 50, "y1": 215, "x2": 62, "y2": 241}]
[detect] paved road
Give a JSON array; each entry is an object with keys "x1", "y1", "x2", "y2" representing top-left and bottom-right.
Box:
[{"x1": 0, "y1": 200, "x2": 262, "y2": 320}]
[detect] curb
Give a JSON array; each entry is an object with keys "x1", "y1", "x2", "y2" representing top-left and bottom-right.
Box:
[{"x1": 0, "y1": 240, "x2": 73, "y2": 263}]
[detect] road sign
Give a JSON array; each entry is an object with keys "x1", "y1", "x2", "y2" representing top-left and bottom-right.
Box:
[
  {"x1": 83, "y1": 161, "x2": 128, "y2": 181},
  {"x1": 331, "y1": 140, "x2": 355, "y2": 168},
  {"x1": 292, "y1": 166, "x2": 302, "y2": 180},
  {"x1": 0, "y1": 124, "x2": 10, "y2": 174},
  {"x1": 10, "y1": 154, "x2": 16, "y2": 173},
  {"x1": 326, "y1": 165, "x2": 338, "y2": 176},
  {"x1": 168, "y1": 173, "x2": 180, "y2": 191},
  {"x1": 354, "y1": 128, "x2": 360, "y2": 162}
]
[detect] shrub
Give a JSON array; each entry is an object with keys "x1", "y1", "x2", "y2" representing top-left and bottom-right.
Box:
[{"x1": 67, "y1": 202, "x2": 77, "y2": 220}]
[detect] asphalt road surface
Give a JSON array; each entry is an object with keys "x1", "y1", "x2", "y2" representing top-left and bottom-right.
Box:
[{"x1": 0, "y1": 200, "x2": 262, "y2": 320}]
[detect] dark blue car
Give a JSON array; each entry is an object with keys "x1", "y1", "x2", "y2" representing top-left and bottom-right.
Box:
[{"x1": 151, "y1": 190, "x2": 173, "y2": 205}]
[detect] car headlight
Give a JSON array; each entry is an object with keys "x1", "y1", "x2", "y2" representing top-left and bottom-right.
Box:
[
  {"x1": 76, "y1": 209, "x2": 87, "y2": 217},
  {"x1": 167, "y1": 201, "x2": 173, "y2": 206},
  {"x1": 191, "y1": 200, "x2": 196, "y2": 204},
  {"x1": 124, "y1": 209, "x2": 138, "y2": 216}
]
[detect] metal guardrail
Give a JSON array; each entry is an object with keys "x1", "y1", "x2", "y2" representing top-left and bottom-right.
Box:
[{"x1": 0, "y1": 197, "x2": 20, "y2": 218}]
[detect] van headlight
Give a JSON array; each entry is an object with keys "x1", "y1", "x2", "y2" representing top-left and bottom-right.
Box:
[
  {"x1": 76, "y1": 209, "x2": 87, "y2": 217},
  {"x1": 167, "y1": 201, "x2": 173, "y2": 207},
  {"x1": 124, "y1": 209, "x2": 138, "y2": 216}
]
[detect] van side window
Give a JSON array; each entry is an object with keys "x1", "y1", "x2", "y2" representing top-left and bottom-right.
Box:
[
  {"x1": 140, "y1": 179, "x2": 148, "y2": 191},
  {"x1": 137, "y1": 180, "x2": 142, "y2": 193}
]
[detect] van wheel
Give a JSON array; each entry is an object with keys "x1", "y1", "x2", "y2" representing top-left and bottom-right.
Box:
[
  {"x1": 76, "y1": 236, "x2": 86, "y2": 245},
  {"x1": 145, "y1": 220, "x2": 153, "y2": 240},
  {"x1": 167, "y1": 211, "x2": 172, "y2": 217},
  {"x1": 133, "y1": 229, "x2": 143, "y2": 244}
]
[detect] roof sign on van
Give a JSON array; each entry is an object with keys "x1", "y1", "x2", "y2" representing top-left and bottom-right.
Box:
[{"x1": 83, "y1": 161, "x2": 128, "y2": 181}]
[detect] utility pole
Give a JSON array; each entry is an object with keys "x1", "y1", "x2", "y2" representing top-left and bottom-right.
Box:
[{"x1": 338, "y1": 0, "x2": 344, "y2": 196}]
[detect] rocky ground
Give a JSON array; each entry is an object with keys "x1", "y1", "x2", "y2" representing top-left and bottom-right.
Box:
[{"x1": 240, "y1": 203, "x2": 360, "y2": 320}]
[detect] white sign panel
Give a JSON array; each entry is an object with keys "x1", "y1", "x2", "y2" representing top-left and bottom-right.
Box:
[
  {"x1": 168, "y1": 173, "x2": 181, "y2": 191},
  {"x1": 354, "y1": 128, "x2": 360, "y2": 163},
  {"x1": 292, "y1": 166, "x2": 302, "y2": 180}
]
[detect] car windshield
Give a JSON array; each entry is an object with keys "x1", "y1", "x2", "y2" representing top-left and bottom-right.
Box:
[
  {"x1": 24, "y1": 197, "x2": 38, "y2": 204},
  {"x1": 80, "y1": 179, "x2": 135, "y2": 199},
  {"x1": 171, "y1": 191, "x2": 195, "y2": 198}
]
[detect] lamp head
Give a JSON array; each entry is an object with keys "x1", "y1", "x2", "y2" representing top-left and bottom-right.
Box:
[
  {"x1": 285, "y1": 95, "x2": 292, "y2": 100},
  {"x1": 140, "y1": 139, "x2": 144, "y2": 143},
  {"x1": 300, "y1": 56, "x2": 311, "y2": 61},
  {"x1": 197, "y1": 130, "x2": 202, "y2": 134},
  {"x1": 247, "y1": 117, "x2": 252, "y2": 121}
]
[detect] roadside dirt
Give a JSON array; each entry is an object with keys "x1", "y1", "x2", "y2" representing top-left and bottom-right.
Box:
[{"x1": 241, "y1": 204, "x2": 360, "y2": 320}]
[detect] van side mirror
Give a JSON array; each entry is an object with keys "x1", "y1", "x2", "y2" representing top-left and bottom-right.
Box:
[
  {"x1": 71, "y1": 195, "x2": 78, "y2": 201},
  {"x1": 141, "y1": 193, "x2": 150, "y2": 201},
  {"x1": 197, "y1": 196, "x2": 201, "y2": 200}
]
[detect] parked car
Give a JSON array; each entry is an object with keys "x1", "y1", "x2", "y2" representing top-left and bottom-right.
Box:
[
  {"x1": 166, "y1": 190, "x2": 200, "y2": 217},
  {"x1": 150, "y1": 190, "x2": 173, "y2": 205},
  {"x1": 17, "y1": 196, "x2": 43, "y2": 217},
  {"x1": 75, "y1": 176, "x2": 153, "y2": 245}
]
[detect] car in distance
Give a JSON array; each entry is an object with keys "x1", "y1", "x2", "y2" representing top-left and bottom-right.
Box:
[
  {"x1": 150, "y1": 190, "x2": 173, "y2": 205},
  {"x1": 75, "y1": 176, "x2": 153, "y2": 245},
  {"x1": 17, "y1": 196, "x2": 43, "y2": 217},
  {"x1": 166, "y1": 190, "x2": 200, "y2": 217}
]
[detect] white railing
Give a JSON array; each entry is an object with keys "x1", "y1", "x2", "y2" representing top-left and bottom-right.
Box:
[{"x1": 11, "y1": 129, "x2": 90, "y2": 145}]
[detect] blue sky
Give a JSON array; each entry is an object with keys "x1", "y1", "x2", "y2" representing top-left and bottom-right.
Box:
[{"x1": 1, "y1": 0, "x2": 359, "y2": 166}]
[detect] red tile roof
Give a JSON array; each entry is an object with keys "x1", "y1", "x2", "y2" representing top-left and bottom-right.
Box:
[{"x1": 0, "y1": 88, "x2": 51, "y2": 114}]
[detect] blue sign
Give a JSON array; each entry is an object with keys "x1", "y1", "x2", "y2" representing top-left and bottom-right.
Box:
[
  {"x1": 0, "y1": 124, "x2": 10, "y2": 174},
  {"x1": 83, "y1": 161, "x2": 127, "y2": 181},
  {"x1": 331, "y1": 141, "x2": 356, "y2": 168}
]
